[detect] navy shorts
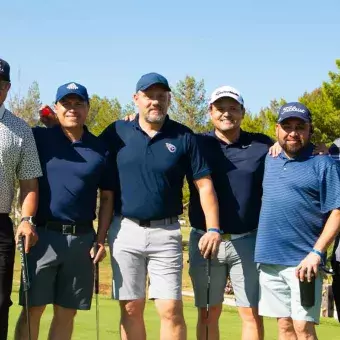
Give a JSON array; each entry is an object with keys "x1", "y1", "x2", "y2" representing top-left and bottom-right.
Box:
[{"x1": 19, "y1": 228, "x2": 95, "y2": 310}]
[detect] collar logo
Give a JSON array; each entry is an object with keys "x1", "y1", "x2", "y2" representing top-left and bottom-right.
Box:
[
  {"x1": 67, "y1": 83, "x2": 78, "y2": 90},
  {"x1": 166, "y1": 143, "x2": 176, "y2": 153}
]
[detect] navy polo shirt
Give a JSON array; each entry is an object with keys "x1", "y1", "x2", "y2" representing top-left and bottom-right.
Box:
[
  {"x1": 255, "y1": 147, "x2": 340, "y2": 266},
  {"x1": 188, "y1": 130, "x2": 273, "y2": 234},
  {"x1": 99, "y1": 115, "x2": 210, "y2": 220},
  {"x1": 33, "y1": 126, "x2": 115, "y2": 223}
]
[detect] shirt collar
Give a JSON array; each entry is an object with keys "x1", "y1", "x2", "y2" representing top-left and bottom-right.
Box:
[
  {"x1": 209, "y1": 129, "x2": 250, "y2": 147},
  {"x1": 0, "y1": 104, "x2": 5, "y2": 120},
  {"x1": 52, "y1": 124, "x2": 90, "y2": 143}
]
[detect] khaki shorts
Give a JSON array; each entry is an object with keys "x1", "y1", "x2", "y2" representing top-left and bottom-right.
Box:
[
  {"x1": 259, "y1": 264, "x2": 322, "y2": 323},
  {"x1": 108, "y1": 215, "x2": 183, "y2": 300},
  {"x1": 189, "y1": 229, "x2": 259, "y2": 308}
]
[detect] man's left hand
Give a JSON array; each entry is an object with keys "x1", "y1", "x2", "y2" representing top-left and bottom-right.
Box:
[
  {"x1": 91, "y1": 243, "x2": 106, "y2": 264},
  {"x1": 198, "y1": 231, "x2": 221, "y2": 259},
  {"x1": 295, "y1": 252, "x2": 321, "y2": 282}
]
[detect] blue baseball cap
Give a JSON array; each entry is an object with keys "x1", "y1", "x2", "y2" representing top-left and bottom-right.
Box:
[
  {"x1": 55, "y1": 82, "x2": 89, "y2": 103},
  {"x1": 0, "y1": 58, "x2": 10, "y2": 82},
  {"x1": 277, "y1": 102, "x2": 312, "y2": 123},
  {"x1": 136, "y1": 72, "x2": 171, "y2": 92}
]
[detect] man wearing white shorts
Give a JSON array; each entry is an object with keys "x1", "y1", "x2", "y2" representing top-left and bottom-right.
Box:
[
  {"x1": 100, "y1": 73, "x2": 221, "y2": 340},
  {"x1": 255, "y1": 102, "x2": 340, "y2": 339}
]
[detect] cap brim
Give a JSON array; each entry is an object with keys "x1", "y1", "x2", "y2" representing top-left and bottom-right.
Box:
[
  {"x1": 138, "y1": 82, "x2": 171, "y2": 92},
  {"x1": 278, "y1": 113, "x2": 310, "y2": 123},
  {"x1": 209, "y1": 93, "x2": 243, "y2": 105},
  {"x1": 56, "y1": 91, "x2": 88, "y2": 103}
]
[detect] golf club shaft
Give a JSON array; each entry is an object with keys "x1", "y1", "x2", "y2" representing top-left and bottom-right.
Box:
[
  {"x1": 19, "y1": 236, "x2": 32, "y2": 340},
  {"x1": 94, "y1": 242, "x2": 99, "y2": 340},
  {"x1": 206, "y1": 257, "x2": 211, "y2": 340}
]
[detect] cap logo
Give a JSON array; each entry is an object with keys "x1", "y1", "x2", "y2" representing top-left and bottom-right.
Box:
[
  {"x1": 66, "y1": 83, "x2": 78, "y2": 90},
  {"x1": 215, "y1": 90, "x2": 239, "y2": 97},
  {"x1": 282, "y1": 105, "x2": 305, "y2": 114},
  {"x1": 165, "y1": 143, "x2": 176, "y2": 153},
  {"x1": 0, "y1": 61, "x2": 4, "y2": 73}
]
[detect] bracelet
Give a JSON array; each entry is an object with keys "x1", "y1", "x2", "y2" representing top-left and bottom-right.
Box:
[
  {"x1": 207, "y1": 228, "x2": 222, "y2": 234},
  {"x1": 311, "y1": 249, "x2": 325, "y2": 264}
]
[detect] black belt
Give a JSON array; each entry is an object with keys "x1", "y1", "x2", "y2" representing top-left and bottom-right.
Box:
[
  {"x1": 123, "y1": 216, "x2": 178, "y2": 227},
  {"x1": 37, "y1": 221, "x2": 94, "y2": 235}
]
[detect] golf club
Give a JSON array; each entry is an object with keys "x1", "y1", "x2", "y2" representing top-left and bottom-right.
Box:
[
  {"x1": 206, "y1": 257, "x2": 211, "y2": 340},
  {"x1": 18, "y1": 236, "x2": 32, "y2": 340},
  {"x1": 94, "y1": 242, "x2": 100, "y2": 340}
]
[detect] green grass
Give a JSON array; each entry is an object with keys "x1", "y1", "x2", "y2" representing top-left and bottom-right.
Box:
[{"x1": 8, "y1": 227, "x2": 340, "y2": 339}]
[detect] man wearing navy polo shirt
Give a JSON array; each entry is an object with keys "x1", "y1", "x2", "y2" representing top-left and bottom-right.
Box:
[
  {"x1": 14, "y1": 83, "x2": 115, "y2": 340},
  {"x1": 255, "y1": 102, "x2": 340, "y2": 339},
  {"x1": 100, "y1": 73, "x2": 220, "y2": 340},
  {"x1": 188, "y1": 86, "x2": 273, "y2": 340}
]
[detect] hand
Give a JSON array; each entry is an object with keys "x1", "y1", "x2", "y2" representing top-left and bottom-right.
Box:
[
  {"x1": 91, "y1": 242, "x2": 106, "y2": 264},
  {"x1": 39, "y1": 105, "x2": 59, "y2": 127},
  {"x1": 15, "y1": 221, "x2": 38, "y2": 253},
  {"x1": 198, "y1": 231, "x2": 221, "y2": 259},
  {"x1": 313, "y1": 143, "x2": 329, "y2": 155},
  {"x1": 268, "y1": 141, "x2": 282, "y2": 157},
  {"x1": 123, "y1": 114, "x2": 136, "y2": 122},
  {"x1": 295, "y1": 252, "x2": 321, "y2": 282}
]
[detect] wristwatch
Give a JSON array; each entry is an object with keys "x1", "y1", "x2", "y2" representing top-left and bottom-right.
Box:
[{"x1": 20, "y1": 216, "x2": 36, "y2": 226}]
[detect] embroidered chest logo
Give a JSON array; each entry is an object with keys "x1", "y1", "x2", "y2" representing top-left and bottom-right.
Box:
[
  {"x1": 67, "y1": 83, "x2": 78, "y2": 90},
  {"x1": 165, "y1": 143, "x2": 176, "y2": 153}
]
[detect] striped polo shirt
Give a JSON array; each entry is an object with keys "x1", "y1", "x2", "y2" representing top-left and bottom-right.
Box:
[
  {"x1": 255, "y1": 145, "x2": 340, "y2": 266},
  {"x1": 0, "y1": 104, "x2": 42, "y2": 213}
]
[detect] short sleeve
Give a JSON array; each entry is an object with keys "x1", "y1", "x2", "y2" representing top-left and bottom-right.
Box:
[
  {"x1": 99, "y1": 152, "x2": 116, "y2": 191},
  {"x1": 16, "y1": 127, "x2": 42, "y2": 180},
  {"x1": 319, "y1": 162, "x2": 340, "y2": 213},
  {"x1": 186, "y1": 133, "x2": 211, "y2": 180}
]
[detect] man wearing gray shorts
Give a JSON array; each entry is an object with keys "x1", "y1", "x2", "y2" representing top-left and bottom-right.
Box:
[
  {"x1": 14, "y1": 83, "x2": 115, "y2": 340},
  {"x1": 100, "y1": 73, "x2": 221, "y2": 340},
  {"x1": 255, "y1": 103, "x2": 340, "y2": 339},
  {"x1": 188, "y1": 86, "x2": 274, "y2": 340}
]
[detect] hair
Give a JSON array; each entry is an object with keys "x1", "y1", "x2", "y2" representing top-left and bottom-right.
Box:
[{"x1": 0, "y1": 80, "x2": 10, "y2": 89}]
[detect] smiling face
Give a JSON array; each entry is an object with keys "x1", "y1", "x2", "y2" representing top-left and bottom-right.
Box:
[
  {"x1": 133, "y1": 84, "x2": 171, "y2": 125},
  {"x1": 276, "y1": 117, "x2": 312, "y2": 157},
  {"x1": 54, "y1": 94, "x2": 89, "y2": 128},
  {"x1": 209, "y1": 97, "x2": 245, "y2": 133}
]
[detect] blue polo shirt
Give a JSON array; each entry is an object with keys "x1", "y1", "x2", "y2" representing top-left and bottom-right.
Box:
[
  {"x1": 255, "y1": 146, "x2": 340, "y2": 266},
  {"x1": 188, "y1": 130, "x2": 273, "y2": 234},
  {"x1": 33, "y1": 126, "x2": 115, "y2": 223},
  {"x1": 99, "y1": 115, "x2": 210, "y2": 220}
]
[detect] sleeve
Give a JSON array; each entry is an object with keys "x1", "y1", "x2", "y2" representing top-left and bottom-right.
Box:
[
  {"x1": 98, "y1": 122, "x2": 117, "y2": 154},
  {"x1": 99, "y1": 152, "x2": 116, "y2": 191},
  {"x1": 16, "y1": 126, "x2": 42, "y2": 180},
  {"x1": 329, "y1": 138, "x2": 340, "y2": 163},
  {"x1": 319, "y1": 162, "x2": 340, "y2": 213},
  {"x1": 186, "y1": 133, "x2": 211, "y2": 180}
]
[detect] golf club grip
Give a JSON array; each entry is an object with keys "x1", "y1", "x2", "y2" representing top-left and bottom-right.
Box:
[
  {"x1": 94, "y1": 243, "x2": 99, "y2": 294},
  {"x1": 19, "y1": 236, "x2": 30, "y2": 291}
]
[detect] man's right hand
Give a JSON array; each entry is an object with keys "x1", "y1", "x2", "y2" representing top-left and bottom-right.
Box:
[
  {"x1": 15, "y1": 221, "x2": 38, "y2": 253},
  {"x1": 198, "y1": 231, "x2": 221, "y2": 259},
  {"x1": 39, "y1": 105, "x2": 59, "y2": 127}
]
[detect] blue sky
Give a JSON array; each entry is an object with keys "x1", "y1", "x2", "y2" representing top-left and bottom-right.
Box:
[{"x1": 3, "y1": 0, "x2": 340, "y2": 114}]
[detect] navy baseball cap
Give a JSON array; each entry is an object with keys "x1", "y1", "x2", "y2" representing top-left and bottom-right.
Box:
[
  {"x1": 136, "y1": 72, "x2": 171, "y2": 92},
  {"x1": 55, "y1": 82, "x2": 89, "y2": 103},
  {"x1": 277, "y1": 102, "x2": 312, "y2": 123},
  {"x1": 0, "y1": 58, "x2": 10, "y2": 82}
]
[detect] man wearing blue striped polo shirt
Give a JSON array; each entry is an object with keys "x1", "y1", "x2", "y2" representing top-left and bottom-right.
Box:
[{"x1": 255, "y1": 102, "x2": 340, "y2": 339}]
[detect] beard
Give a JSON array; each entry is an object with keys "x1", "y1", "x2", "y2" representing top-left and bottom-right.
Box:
[
  {"x1": 144, "y1": 110, "x2": 167, "y2": 124},
  {"x1": 281, "y1": 140, "x2": 306, "y2": 156}
]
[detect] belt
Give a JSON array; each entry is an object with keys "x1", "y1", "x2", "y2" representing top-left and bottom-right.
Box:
[
  {"x1": 192, "y1": 228, "x2": 256, "y2": 241},
  {"x1": 37, "y1": 221, "x2": 94, "y2": 235},
  {"x1": 122, "y1": 216, "x2": 178, "y2": 227}
]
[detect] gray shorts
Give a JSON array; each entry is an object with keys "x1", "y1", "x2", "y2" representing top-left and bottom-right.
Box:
[
  {"x1": 108, "y1": 215, "x2": 183, "y2": 301},
  {"x1": 19, "y1": 228, "x2": 95, "y2": 310},
  {"x1": 259, "y1": 264, "x2": 322, "y2": 323},
  {"x1": 189, "y1": 229, "x2": 259, "y2": 308}
]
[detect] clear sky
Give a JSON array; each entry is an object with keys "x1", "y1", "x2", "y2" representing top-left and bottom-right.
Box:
[{"x1": 2, "y1": 0, "x2": 340, "y2": 114}]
